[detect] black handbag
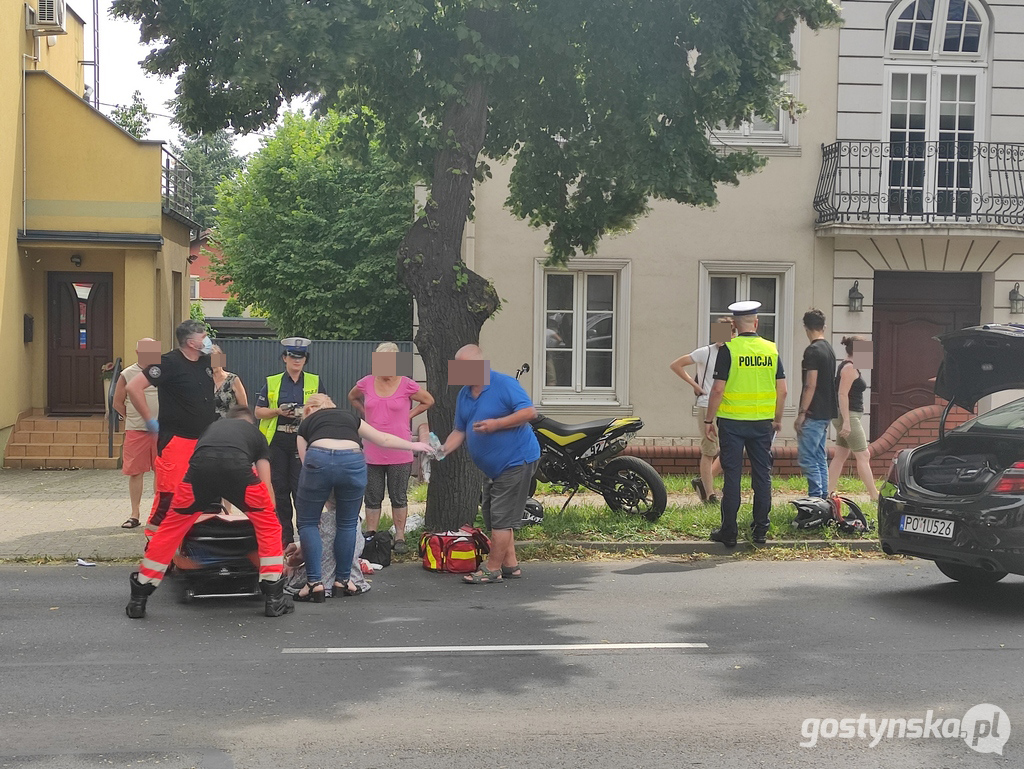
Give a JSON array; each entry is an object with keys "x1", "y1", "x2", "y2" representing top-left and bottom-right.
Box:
[{"x1": 361, "y1": 530, "x2": 393, "y2": 567}]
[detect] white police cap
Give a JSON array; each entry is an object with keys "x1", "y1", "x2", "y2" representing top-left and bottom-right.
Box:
[
  {"x1": 281, "y1": 337, "x2": 312, "y2": 357},
  {"x1": 728, "y1": 301, "x2": 762, "y2": 317}
]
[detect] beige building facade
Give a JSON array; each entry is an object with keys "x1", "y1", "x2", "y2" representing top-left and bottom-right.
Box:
[
  {"x1": 470, "y1": 0, "x2": 1024, "y2": 465},
  {"x1": 2, "y1": 0, "x2": 197, "y2": 466}
]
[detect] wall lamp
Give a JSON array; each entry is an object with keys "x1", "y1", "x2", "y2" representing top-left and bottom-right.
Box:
[
  {"x1": 848, "y1": 280, "x2": 864, "y2": 313},
  {"x1": 1010, "y1": 283, "x2": 1024, "y2": 315},
  {"x1": 70, "y1": 254, "x2": 82, "y2": 267}
]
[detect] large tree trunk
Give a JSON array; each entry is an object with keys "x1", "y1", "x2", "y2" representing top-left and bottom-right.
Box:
[{"x1": 397, "y1": 77, "x2": 500, "y2": 532}]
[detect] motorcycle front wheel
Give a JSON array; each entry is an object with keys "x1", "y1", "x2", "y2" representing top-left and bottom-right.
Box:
[{"x1": 600, "y1": 456, "x2": 667, "y2": 521}]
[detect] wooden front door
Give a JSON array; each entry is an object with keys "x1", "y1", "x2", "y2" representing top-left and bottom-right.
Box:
[
  {"x1": 871, "y1": 272, "x2": 980, "y2": 438},
  {"x1": 47, "y1": 272, "x2": 114, "y2": 414}
]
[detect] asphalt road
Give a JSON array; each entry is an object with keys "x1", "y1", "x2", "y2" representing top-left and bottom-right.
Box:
[{"x1": 1, "y1": 558, "x2": 1020, "y2": 768}]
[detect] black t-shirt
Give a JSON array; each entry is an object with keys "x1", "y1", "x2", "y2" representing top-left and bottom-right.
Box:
[
  {"x1": 142, "y1": 349, "x2": 217, "y2": 440},
  {"x1": 297, "y1": 408, "x2": 363, "y2": 447},
  {"x1": 191, "y1": 418, "x2": 271, "y2": 468},
  {"x1": 801, "y1": 339, "x2": 839, "y2": 420}
]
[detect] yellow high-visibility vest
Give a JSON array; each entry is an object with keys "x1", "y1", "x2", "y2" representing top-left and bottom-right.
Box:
[
  {"x1": 259, "y1": 372, "x2": 320, "y2": 443},
  {"x1": 718, "y1": 335, "x2": 779, "y2": 421}
]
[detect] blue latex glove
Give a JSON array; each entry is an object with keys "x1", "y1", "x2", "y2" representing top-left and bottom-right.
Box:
[{"x1": 145, "y1": 418, "x2": 159, "y2": 434}]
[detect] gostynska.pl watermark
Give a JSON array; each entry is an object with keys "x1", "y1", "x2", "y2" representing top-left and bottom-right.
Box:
[{"x1": 800, "y1": 704, "x2": 1010, "y2": 754}]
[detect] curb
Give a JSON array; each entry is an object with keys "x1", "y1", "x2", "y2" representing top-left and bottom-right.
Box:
[
  {"x1": 517, "y1": 538, "x2": 882, "y2": 555},
  {"x1": 0, "y1": 537, "x2": 883, "y2": 563}
]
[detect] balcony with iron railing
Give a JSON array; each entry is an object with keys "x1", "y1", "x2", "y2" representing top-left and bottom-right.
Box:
[
  {"x1": 813, "y1": 140, "x2": 1024, "y2": 232},
  {"x1": 161, "y1": 147, "x2": 196, "y2": 226}
]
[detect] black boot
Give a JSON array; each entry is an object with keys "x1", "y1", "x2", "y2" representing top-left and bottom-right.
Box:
[
  {"x1": 126, "y1": 572, "x2": 157, "y2": 619},
  {"x1": 260, "y1": 577, "x2": 295, "y2": 617}
]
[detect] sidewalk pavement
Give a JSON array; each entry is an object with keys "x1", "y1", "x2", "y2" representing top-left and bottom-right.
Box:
[{"x1": 0, "y1": 468, "x2": 878, "y2": 561}]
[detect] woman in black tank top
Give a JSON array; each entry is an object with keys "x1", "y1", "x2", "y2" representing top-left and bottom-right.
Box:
[
  {"x1": 291, "y1": 394, "x2": 433, "y2": 601},
  {"x1": 827, "y1": 336, "x2": 879, "y2": 502}
]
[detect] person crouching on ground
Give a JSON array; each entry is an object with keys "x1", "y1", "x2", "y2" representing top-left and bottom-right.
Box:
[
  {"x1": 126, "y1": 405, "x2": 292, "y2": 619},
  {"x1": 439, "y1": 344, "x2": 540, "y2": 584},
  {"x1": 292, "y1": 395, "x2": 433, "y2": 602}
]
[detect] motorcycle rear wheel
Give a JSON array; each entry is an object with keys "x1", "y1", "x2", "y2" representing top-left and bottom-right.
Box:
[{"x1": 600, "y1": 456, "x2": 667, "y2": 521}]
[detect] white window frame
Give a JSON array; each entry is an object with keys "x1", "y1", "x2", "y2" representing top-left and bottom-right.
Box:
[
  {"x1": 189, "y1": 276, "x2": 200, "y2": 301},
  {"x1": 885, "y1": 0, "x2": 990, "y2": 64},
  {"x1": 533, "y1": 257, "x2": 631, "y2": 409},
  {"x1": 883, "y1": 64, "x2": 988, "y2": 217},
  {"x1": 711, "y1": 30, "x2": 801, "y2": 154},
  {"x1": 698, "y1": 260, "x2": 796, "y2": 414}
]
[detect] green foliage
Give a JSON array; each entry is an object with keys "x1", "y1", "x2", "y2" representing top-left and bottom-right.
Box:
[
  {"x1": 112, "y1": 0, "x2": 841, "y2": 264},
  {"x1": 189, "y1": 302, "x2": 214, "y2": 336},
  {"x1": 169, "y1": 130, "x2": 244, "y2": 230},
  {"x1": 109, "y1": 90, "x2": 152, "y2": 139},
  {"x1": 210, "y1": 110, "x2": 414, "y2": 340},
  {"x1": 221, "y1": 298, "x2": 244, "y2": 317}
]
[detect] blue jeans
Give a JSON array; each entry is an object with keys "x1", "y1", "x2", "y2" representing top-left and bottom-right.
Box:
[
  {"x1": 718, "y1": 418, "x2": 774, "y2": 538},
  {"x1": 797, "y1": 418, "x2": 830, "y2": 499},
  {"x1": 295, "y1": 448, "x2": 367, "y2": 584}
]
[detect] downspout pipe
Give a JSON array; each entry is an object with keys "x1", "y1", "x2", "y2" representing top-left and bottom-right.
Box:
[{"x1": 23, "y1": 46, "x2": 39, "y2": 233}]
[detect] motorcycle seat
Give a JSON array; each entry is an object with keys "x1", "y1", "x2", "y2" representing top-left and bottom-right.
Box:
[{"x1": 533, "y1": 415, "x2": 641, "y2": 440}]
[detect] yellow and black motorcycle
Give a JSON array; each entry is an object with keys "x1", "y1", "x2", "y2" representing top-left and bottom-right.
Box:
[{"x1": 517, "y1": 364, "x2": 667, "y2": 521}]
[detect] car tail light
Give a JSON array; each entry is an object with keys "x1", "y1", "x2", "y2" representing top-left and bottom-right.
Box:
[
  {"x1": 886, "y1": 451, "x2": 905, "y2": 485},
  {"x1": 994, "y1": 462, "x2": 1024, "y2": 494}
]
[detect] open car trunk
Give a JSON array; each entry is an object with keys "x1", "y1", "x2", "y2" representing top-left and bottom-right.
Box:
[{"x1": 908, "y1": 435, "x2": 1019, "y2": 495}]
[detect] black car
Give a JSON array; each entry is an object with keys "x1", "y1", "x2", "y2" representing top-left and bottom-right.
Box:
[{"x1": 879, "y1": 324, "x2": 1024, "y2": 585}]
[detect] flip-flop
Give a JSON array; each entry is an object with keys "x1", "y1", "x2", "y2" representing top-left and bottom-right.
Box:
[{"x1": 121, "y1": 518, "x2": 141, "y2": 529}]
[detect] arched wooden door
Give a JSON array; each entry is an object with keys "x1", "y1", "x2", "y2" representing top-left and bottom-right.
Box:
[{"x1": 47, "y1": 272, "x2": 113, "y2": 414}]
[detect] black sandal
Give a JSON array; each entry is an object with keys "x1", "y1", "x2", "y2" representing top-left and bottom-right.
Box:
[
  {"x1": 334, "y1": 580, "x2": 367, "y2": 597},
  {"x1": 120, "y1": 518, "x2": 141, "y2": 529},
  {"x1": 294, "y1": 581, "x2": 325, "y2": 603}
]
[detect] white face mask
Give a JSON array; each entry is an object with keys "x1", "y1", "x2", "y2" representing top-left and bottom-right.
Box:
[{"x1": 196, "y1": 336, "x2": 213, "y2": 355}]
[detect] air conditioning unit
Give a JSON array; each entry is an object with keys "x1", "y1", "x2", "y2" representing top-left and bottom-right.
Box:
[{"x1": 26, "y1": 0, "x2": 67, "y2": 35}]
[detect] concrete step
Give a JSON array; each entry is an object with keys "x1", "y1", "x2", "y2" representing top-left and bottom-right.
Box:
[
  {"x1": 10, "y1": 431, "x2": 124, "y2": 446},
  {"x1": 7, "y1": 443, "x2": 120, "y2": 459},
  {"x1": 3, "y1": 456, "x2": 120, "y2": 470},
  {"x1": 18, "y1": 417, "x2": 109, "y2": 433}
]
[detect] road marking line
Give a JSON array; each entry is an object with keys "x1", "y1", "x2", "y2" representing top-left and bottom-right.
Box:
[{"x1": 282, "y1": 642, "x2": 708, "y2": 654}]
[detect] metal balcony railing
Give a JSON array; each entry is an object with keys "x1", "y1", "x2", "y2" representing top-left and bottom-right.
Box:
[
  {"x1": 813, "y1": 140, "x2": 1024, "y2": 227},
  {"x1": 161, "y1": 147, "x2": 195, "y2": 223}
]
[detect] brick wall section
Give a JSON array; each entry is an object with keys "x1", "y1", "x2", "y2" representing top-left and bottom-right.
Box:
[{"x1": 623, "y1": 399, "x2": 975, "y2": 478}]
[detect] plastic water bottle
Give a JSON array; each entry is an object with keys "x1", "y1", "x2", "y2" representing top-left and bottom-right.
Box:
[{"x1": 428, "y1": 431, "x2": 445, "y2": 460}]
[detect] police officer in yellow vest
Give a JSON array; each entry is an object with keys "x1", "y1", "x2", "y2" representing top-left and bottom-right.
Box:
[
  {"x1": 254, "y1": 337, "x2": 326, "y2": 545},
  {"x1": 704, "y1": 302, "x2": 788, "y2": 547}
]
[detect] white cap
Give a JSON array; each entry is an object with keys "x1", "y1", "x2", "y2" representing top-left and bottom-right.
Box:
[
  {"x1": 728, "y1": 301, "x2": 762, "y2": 316},
  {"x1": 281, "y1": 336, "x2": 312, "y2": 357}
]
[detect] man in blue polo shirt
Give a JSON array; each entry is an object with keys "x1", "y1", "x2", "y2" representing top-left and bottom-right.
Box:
[{"x1": 440, "y1": 344, "x2": 540, "y2": 584}]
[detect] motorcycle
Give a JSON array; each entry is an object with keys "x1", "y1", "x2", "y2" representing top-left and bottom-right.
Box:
[{"x1": 516, "y1": 363, "x2": 668, "y2": 521}]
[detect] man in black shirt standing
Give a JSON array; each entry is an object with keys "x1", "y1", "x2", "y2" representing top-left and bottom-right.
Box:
[
  {"x1": 794, "y1": 309, "x2": 838, "y2": 499},
  {"x1": 126, "y1": 406, "x2": 292, "y2": 619},
  {"x1": 126, "y1": 320, "x2": 217, "y2": 540}
]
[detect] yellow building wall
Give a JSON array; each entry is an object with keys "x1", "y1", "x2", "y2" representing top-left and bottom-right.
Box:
[
  {"x1": 33, "y1": 4, "x2": 87, "y2": 96},
  {"x1": 1, "y1": 3, "x2": 193, "y2": 432},
  {"x1": 25, "y1": 73, "x2": 163, "y2": 235}
]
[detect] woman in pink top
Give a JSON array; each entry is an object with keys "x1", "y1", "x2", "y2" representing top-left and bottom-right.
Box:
[{"x1": 347, "y1": 342, "x2": 434, "y2": 553}]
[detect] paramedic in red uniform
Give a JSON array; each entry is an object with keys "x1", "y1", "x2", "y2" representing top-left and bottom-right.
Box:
[
  {"x1": 126, "y1": 320, "x2": 217, "y2": 540},
  {"x1": 126, "y1": 405, "x2": 292, "y2": 618}
]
